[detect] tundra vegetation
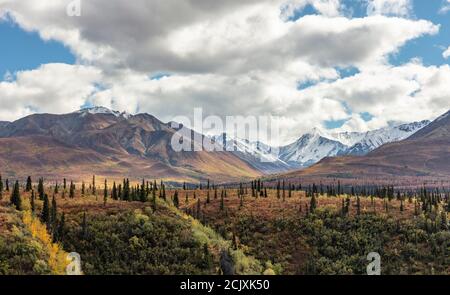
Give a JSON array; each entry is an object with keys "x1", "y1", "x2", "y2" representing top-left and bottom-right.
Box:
[{"x1": 0, "y1": 175, "x2": 449, "y2": 275}]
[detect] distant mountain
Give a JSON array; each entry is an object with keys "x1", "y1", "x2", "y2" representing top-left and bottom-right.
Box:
[
  {"x1": 212, "y1": 134, "x2": 291, "y2": 173},
  {"x1": 340, "y1": 120, "x2": 430, "y2": 156},
  {"x1": 221, "y1": 121, "x2": 430, "y2": 169},
  {"x1": 0, "y1": 107, "x2": 261, "y2": 182},
  {"x1": 279, "y1": 128, "x2": 347, "y2": 167},
  {"x1": 0, "y1": 121, "x2": 9, "y2": 129},
  {"x1": 280, "y1": 110, "x2": 450, "y2": 178}
]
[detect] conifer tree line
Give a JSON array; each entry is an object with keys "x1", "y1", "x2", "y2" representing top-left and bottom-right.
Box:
[{"x1": 2, "y1": 174, "x2": 449, "y2": 238}]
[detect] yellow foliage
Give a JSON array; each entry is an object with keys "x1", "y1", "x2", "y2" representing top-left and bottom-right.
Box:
[{"x1": 22, "y1": 210, "x2": 69, "y2": 275}]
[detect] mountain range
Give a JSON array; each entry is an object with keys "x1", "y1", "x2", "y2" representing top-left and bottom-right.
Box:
[
  {"x1": 216, "y1": 120, "x2": 430, "y2": 170},
  {"x1": 0, "y1": 106, "x2": 447, "y2": 182},
  {"x1": 280, "y1": 109, "x2": 450, "y2": 179},
  {"x1": 0, "y1": 107, "x2": 260, "y2": 182}
]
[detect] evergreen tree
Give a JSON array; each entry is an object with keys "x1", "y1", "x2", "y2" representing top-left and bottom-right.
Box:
[
  {"x1": 151, "y1": 188, "x2": 157, "y2": 211},
  {"x1": 38, "y1": 178, "x2": 44, "y2": 200},
  {"x1": 69, "y1": 181, "x2": 75, "y2": 198},
  {"x1": 104, "y1": 179, "x2": 108, "y2": 206},
  {"x1": 310, "y1": 193, "x2": 317, "y2": 213},
  {"x1": 50, "y1": 195, "x2": 57, "y2": 230},
  {"x1": 173, "y1": 191, "x2": 179, "y2": 208},
  {"x1": 10, "y1": 181, "x2": 22, "y2": 211},
  {"x1": 26, "y1": 176, "x2": 32, "y2": 191},
  {"x1": 81, "y1": 181, "x2": 85, "y2": 196},
  {"x1": 112, "y1": 182, "x2": 118, "y2": 200},
  {"x1": 92, "y1": 175, "x2": 96, "y2": 195},
  {"x1": 140, "y1": 179, "x2": 147, "y2": 202},
  {"x1": 5, "y1": 179, "x2": 9, "y2": 191},
  {"x1": 41, "y1": 194, "x2": 50, "y2": 224},
  {"x1": 55, "y1": 213, "x2": 65, "y2": 242}
]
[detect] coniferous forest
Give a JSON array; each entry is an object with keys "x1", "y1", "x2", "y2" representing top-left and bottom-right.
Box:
[{"x1": 1, "y1": 175, "x2": 449, "y2": 275}]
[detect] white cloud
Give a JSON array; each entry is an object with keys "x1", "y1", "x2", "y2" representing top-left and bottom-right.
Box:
[
  {"x1": 443, "y1": 46, "x2": 450, "y2": 59},
  {"x1": 0, "y1": 64, "x2": 101, "y2": 121},
  {"x1": 0, "y1": 0, "x2": 446, "y2": 144},
  {"x1": 439, "y1": 0, "x2": 450, "y2": 14},
  {"x1": 366, "y1": 0, "x2": 413, "y2": 17}
]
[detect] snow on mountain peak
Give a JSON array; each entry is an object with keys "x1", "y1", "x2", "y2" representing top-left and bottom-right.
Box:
[{"x1": 76, "y1": 106, "x2": 131, "y2": 118}]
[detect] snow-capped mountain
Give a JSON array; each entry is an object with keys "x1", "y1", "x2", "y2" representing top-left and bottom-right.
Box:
[
  {"x1": 212, "y1": 134, "x2": 291, "y2": 173},
  {"x1": 216, "y1": 120, "x2": 430, "y2": 170},
  {"x1": 75, "y1": 106, "x2": 131, "y2": 119},
  {"x1": 338, "y1": 120, "x2": 430, "y2": 156},
  {"x1": 279, "y1": 128, "x2": 347, "y2": 167}
]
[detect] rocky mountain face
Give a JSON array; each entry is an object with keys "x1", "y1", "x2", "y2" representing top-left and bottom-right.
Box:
[
  {"x1": 0, "y1": 107, "x2": 261, "y2": 182},
  {"x1": 218, "y1": 120, "x2": 430, "y2": 170},
  {"x1": 280, "y1": 110, "x2": 450, "y2": 179}
]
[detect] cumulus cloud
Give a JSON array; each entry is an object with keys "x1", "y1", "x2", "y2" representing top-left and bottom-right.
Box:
[
  {"x1": 366, "y1": 0, "x2": 413, "y2": 17},
  {"x1": 0, "y1": 64, "x2": 101, "y2": 121},
  {"x1": 0, "y1": 0, "x2": 447, "y2": 143},
  {"x1": 443, "y1": 46, "x2": 450, "y2": 59},
  {"x1": 439, "y1": 0, "x2": 450, "y2": 14}
]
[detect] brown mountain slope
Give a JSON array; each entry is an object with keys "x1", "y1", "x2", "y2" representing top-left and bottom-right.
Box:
[
  {"x1": 281, "y1": 110, "x2": 450, "y2": 179},
  {"x1": 0, "y1": 109, "x2": 261, "y2": 182}
]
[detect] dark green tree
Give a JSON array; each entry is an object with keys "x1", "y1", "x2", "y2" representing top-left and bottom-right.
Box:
[
  {"x1": 10, "y1": 181, "x2": 22, "y2": 211},
  {"x1": 310, "y1": 193, "x2": 317, "y2": 213},
  {"x1": 38, "y1": 178, "x2": 44, "y2": 200},
  {"x1": 173, "y1": 191, "x2": 179, "y2": 208},
  {"x1": 41, "y1": 194, "x2": 50, "y2": 224},
  {"x1": 26, "y1": 176, "x2": 32, "y2": 191}
]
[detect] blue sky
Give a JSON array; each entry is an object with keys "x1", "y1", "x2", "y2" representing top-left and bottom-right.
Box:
[
  {"x1": 0, "y1": 0, "x2": 449, "y2": 142},
  {"x1": 2, "y1": 1, "x2": 449, "y2": 81},
  {"x1": 0, "y1": 21, "x2": 75, "y2": 79}
]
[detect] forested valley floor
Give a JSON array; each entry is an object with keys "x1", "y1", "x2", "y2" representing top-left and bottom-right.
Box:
[{"x1": 1, "y1": 177, "x2": 449, "y2": 275}]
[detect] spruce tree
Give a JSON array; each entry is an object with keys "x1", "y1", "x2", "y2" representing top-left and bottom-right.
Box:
[
  {"x1": 41, "y1": 194, "x2": 50, "y2": 224},
  {"x1": 310, "y1": 193, "x2": 317, "y2": 213},
  {"x1": 10, "y1": 181, "x2": 22, "y2": 211},
  {"x1": 69, "y1": 181, "x2": 75, "y2": 198},
  {"x1": 173, "y1": 191, "x2": 179, "y2": 208},
  {"x1": 55, "y1": 213, "x2": 65, "y2": 242},
  {"x1": 50, "y1": 195, "x2": 57, "y2": 230},
  {"x1": 140, "y1": 179, "x2": 147, "y2": 202},
  {"x1": 26, "y1": 176, "x2": 32, "y2": 192},
  {"x1": 92, "y1": 175, "x2": 96, "y2": 195},
  {"x1": 151, "y1": 188, "x2": 157, "y2": 211},
  {"x1": 38, "y1": 178, "x2": 44, "y2": 200},
  {"x1": 112, "y1": 182, "x2": 117, "y2": 200},
  {"x1": 104, "y1": 179, "x2": 108, "y2": 206}
]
